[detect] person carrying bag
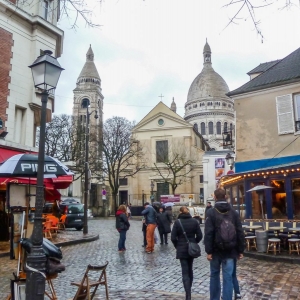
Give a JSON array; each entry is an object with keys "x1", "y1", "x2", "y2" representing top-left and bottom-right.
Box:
[{"x1": 171, "y1": 206, "x2": 202, "y2": 300}]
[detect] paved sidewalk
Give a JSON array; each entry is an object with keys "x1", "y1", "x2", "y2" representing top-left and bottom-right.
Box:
[{"x1": 1, "y1": 218, "x2": 300, "y2": 299}]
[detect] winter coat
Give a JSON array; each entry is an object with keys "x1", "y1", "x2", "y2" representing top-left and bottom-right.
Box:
[
  {"x1": 115, "y1": 210, "x2": 130, "y2": 231},
  {"x1": 156, "y1": 211, "x2": 172, "y2": 235},
  {"x1": 204, "y1": 200, "x2": 245, "y2": 259},
  {"x1": 141, "y1": 205, "x2": 157, "y2": 224},
  {"x1": 171, "y1": 213, "x2": 202, "y2": 259}
]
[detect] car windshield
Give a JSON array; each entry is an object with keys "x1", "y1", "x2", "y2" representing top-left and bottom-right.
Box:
[{"x1": 65, "y1": 204, "x2": 84, "y2": 214}]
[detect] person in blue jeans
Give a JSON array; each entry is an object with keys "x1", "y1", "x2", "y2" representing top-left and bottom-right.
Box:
[
  {"x1": 204, "y1": 188, "x2": 244, "y2": 300},
  {"x1": 115, "y1": 205, "x2": 130, "y2": 252},
  {"x1": 232, "y1": 258, "x2": 242, "y2": 299}
]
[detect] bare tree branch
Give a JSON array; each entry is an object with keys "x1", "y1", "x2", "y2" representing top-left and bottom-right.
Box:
[{"x1": 223, "y1": 0, "x2": 298, "y2": 41}]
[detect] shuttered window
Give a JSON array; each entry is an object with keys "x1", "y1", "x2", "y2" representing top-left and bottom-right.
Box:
[
  {"x1": 295, "y1": 94, "x2": 300, "y2": 121},
  {"x1": 276, "y1": 94, "x2": 294, "y2": 134}
]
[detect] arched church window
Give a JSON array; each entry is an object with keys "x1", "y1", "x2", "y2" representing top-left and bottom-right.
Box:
[
  {"x1": 228, "y1": 104, "x2": 231, "y2": 108},
  {"x1": 193, "y1": 104, "x2": 197, "y2": 108},
  {"x1": 189, "y1": 106, "x2": 191, "y2": 110},
  {"x1": 222, "y1": 102, "x2": 226, "y2": 107},
  {"x1": 224, "y1": 122, "x2": 228, "y2": 132},
  {"x1": 80, "y1": 115, "x2": 83, "y2": 122},
  {"x1": 208, "y1": 122, "x2": 213, "y2": 134},
  {"x1": 230, "y1": 123, "x2": 233, "y2": 131},
  {"x1": 194, "y1": 123, "x2": 198, "y2": 132},
  {"x1": 81, "y1": 98, "x2": 90, "y2": 109},
  {"x1": 216, "y1": 122, "x2": 221, "y2": 134},
  {"x1": 201, "y1": 122, "x2": 206, "y2": 135}
]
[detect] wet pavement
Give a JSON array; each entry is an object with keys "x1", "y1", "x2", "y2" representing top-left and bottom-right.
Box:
[{"x1": 1, "y1": 218, "x2": 300, "y2": 299}]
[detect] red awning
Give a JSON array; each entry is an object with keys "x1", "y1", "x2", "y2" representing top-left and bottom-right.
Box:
[
  {"x1": 0, "y1": 175, "x2": 73, "y2": 190},
  {"x1": 45, "y1": 189, "x2": 61, "y2": 201},
  {"x1": 0, "y1": 147, "x2": 36, "y2": 164}
]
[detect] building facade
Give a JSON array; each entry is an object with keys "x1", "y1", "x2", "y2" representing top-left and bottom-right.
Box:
[
  {"x1": 0, "y1": 0, "x2": 63, "y2": 151},
  {"x1": 221, "y1": 47, "x2": 300, "y2": 220},
  {"x1": 119, "y1": 101, "x2": 210, "y2": 207}
]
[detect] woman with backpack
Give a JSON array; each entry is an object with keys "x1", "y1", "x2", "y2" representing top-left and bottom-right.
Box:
[
  {"x1": 171, "y1": 206, "x2": 202, "y2": 300},
  {"x1": 115, "y1": 204, "x2": 130, "y2": 253}
]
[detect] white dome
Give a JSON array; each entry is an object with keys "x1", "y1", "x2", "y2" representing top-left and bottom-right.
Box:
[{"x1": 187, "y1": 64, "x2": 229, "y2": 103}]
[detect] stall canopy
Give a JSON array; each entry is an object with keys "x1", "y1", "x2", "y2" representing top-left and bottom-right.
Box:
[
  {"x1": 0, "y1": 148, "x2": 36, "y2": 164},
  {"x1": 0, "y1": 154, "x2": 74, "y2": 199}
]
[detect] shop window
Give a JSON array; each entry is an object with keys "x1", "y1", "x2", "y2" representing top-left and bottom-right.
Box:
[
  {"x1": 292, "y1": 179, "x2": 300, "y2": 219},
  {"x1": 271, "y1": 180, "x2": 287, "y2": 219}
]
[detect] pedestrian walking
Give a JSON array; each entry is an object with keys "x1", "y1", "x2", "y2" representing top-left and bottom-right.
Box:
[
  {"x1": 126, "y1": 203, "x2": 132, "y2": 219},
  {"x1": 171, "y1": 206, "x2": 202, "y2": 300},
  {"x1": 232, "y1": 259, "x2": 241, "y2": 299},
  {"x1": 156, "y1": 207, "x2": 172, "y2": 245},
  {"x1": 142, "y1": 217, "x2": 147, "y2": 247},
  {"x1": 204, "y1": 188, "x2": 244, "y2": 300},
  {"x1": 205, "y1": 201, "x2": 212, "y2": 220},
  {"x1": 141, "y1": 202, "x2": 157, "y2": 254},
  {"x1": 115, "y1": 204, "x2": 130, "y2": 253}
]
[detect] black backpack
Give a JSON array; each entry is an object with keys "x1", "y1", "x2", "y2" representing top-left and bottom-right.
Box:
[{"x1": 214, "y1": 207, "x2": 237, "y2": 250}]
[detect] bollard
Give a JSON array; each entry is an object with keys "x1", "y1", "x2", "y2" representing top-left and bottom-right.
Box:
[{"x1": 256, "y1": 230, "x2": 268, "y2": 252}]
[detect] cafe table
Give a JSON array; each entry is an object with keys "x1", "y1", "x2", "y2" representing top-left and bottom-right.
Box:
[
  {"x1": 288, "y1": 227, "x2": 300, "y2": 238},
  {"x1": 268, "y1": 226, "x2": 286, "y2": 236},
  {"x1": 244, "y1": 225, "x2": 262, "y2": 234}
]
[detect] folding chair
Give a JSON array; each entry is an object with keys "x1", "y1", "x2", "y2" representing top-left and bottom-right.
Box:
[{"x1": 71, "y1": 262, "x2": 109, "y2": 299}]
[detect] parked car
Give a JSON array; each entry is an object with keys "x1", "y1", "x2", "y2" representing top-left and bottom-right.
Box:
[
  {"x1": 61, "y1": 198, "x2": 80, "y2": 204},
  {"x1": 60, "y1": 202, "x2": 84, "y2": 231},
  {"x1": 43, "y1": 202, "x2": 84, "y2": 231}
]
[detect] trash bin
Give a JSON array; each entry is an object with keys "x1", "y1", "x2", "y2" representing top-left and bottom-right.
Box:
[{"x1": 255, "y1": 230, "x2": 268, "y2": 252}]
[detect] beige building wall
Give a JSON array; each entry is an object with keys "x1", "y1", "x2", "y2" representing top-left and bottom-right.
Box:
[
  {"x1": 123, "y1": 102, "x2": 206, "y2": 203},
  {"x1": 234, "y1": 83, "x2": 300, "y2": 163}
]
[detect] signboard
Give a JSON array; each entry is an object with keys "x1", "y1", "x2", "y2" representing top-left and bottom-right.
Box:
[{"x1": 160, "y1": 194, "x2": 180, "y2": 203}]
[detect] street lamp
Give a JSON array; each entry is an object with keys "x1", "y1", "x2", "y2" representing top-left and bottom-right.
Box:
[
  {"x1": 225, "y1": 152, "x2": 235, "y2": 166},
  {"x1": 150, "y1": 180, "x2": 154, "y2": 203},
  {"x1": 27, "y1": 50, "x2": 63, "y2": 300},
  {"x1": 81, "y1": 98, "x2": 98, "y2": 235}
]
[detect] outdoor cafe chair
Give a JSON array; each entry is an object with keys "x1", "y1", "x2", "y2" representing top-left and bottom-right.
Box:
[
  {"x1": 43, "y1": 221, "x2": 53, "y2": 240},
  {"x1": 71, "y1": 261, "x2": 109, "y2": 299},
  {"x1": 58, "y1": 215, "x2": 67, "y2": 230}
]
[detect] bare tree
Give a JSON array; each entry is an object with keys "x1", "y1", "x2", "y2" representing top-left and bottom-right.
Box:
[
  {"x1": 223, "y1": 0, "x2": 299, "y2": 40},
  {"x1": 153, "y1": 140, "x2": 200, "y2": 195},
  {"x1": 102, "y1": 116, "x2": 146, "y2": 212},
  {"x1": 41, "y1": 114, "x2": 74, "y2": 161}
]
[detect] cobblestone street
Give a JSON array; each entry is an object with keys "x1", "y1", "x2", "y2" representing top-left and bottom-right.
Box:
[{"x1": 1, "y1": 218, "x2": 300, "y2": 299}]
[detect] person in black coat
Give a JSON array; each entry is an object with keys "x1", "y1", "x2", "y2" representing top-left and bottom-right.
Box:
[
  {"x1": 115, "y1": 204, "x2": 130, "y2": 253},
  {"x1": 156, "y1": 207, "x2": 172, "y2": 245},
  {"x1": 171, "y1": 206, "x2": 202, "y2": 300}
]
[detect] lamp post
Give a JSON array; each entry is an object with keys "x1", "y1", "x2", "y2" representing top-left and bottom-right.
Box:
[
  {"x1": 27, "y1": 50, "x2": 63, "y2": 299},
  {"x1": 225, "y1": 152, "x2": 235, "y2": 167},
  {"x1": 81, "y1": 98, "x2": 98, "y2": 235},
  {"x1": 150, "y1": 180, "x2": 154, "y2": 203}
]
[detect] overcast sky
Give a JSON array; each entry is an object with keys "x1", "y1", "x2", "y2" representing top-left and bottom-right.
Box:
[{"x1": 54, "y1": 0, "x2": 300, "y2": 123}]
